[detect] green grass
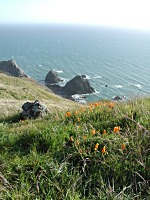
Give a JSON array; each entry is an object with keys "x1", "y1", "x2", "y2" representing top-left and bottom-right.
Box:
[
  {"x1": 0, "y1": 73, "x2": 81, "y2": 119},
  {"x1": 0, "y1": 98, "x2": 150, "y2": 199}
]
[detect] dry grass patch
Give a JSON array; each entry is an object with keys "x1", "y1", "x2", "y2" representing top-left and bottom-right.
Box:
[{"x1": 0, "y1": 73, "x2": 81, "y2": 119}]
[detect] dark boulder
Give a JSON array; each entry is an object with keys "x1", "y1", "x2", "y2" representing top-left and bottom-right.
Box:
[
  {"x1": 0, "y1": 60, "x2": 28, "y2": 77},
  {"x1": 62, "y1": 75, "x2": 95, "y2": 96},
  {"x1": 113, "y1": 96, "x2": 124, "y2": 101},
  {"x1": 45, "y1": 70, "x2": 63, "y2": 84},
  {"x1": 20, "y1": 100, "x2": 48, "y2": 120}
]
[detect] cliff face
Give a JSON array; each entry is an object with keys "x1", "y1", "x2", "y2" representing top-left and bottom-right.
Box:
[{"x1": 0, "y1": 60, "x2": 28, "y2": 77}]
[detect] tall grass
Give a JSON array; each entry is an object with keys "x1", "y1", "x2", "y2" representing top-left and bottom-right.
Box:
[{"x1": 0, "y1": 98, "x2": 150, "y2": 199}]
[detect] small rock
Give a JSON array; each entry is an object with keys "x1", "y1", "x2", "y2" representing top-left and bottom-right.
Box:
[{"x1": 113, "y1": 96, "x2": 124, "y2": 101}]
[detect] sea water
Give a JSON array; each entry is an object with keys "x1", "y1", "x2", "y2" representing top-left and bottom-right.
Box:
[{"x1": 0, "y1": 24, "x2": 150, "y2": 102}]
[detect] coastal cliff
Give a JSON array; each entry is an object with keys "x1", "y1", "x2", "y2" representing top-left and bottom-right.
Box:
[{"x1": 0, "y1": 60, "x2": 29, "y2": 77}]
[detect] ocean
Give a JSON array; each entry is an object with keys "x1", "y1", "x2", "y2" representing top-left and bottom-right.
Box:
[{"x1": 0, "y1": 24, "x2": 150, "y2": 102}]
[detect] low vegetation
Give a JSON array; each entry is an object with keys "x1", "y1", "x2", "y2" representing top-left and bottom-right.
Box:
[
  {"x1": 0, "y1": 95, "x2": 150, "y2": 199},
  {"x1": 0, "y1": 73, "x2": 81, "y2": 119}
]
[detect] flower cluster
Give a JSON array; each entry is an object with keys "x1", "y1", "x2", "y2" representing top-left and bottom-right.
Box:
[
  {"x1": 65, "y1": 100, "x2": 116, "y2": 118},
  {"x1": 65, "y1": 101, "x2": 127, "y2": 156}
]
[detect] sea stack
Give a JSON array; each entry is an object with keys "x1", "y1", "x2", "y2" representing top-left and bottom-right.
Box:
[
  {"x1": 45, "y1": 70, "x2": 63, "y2": 85},
  {"x1": 62, "y1": 75, "x2": 95, "y2": 96}
]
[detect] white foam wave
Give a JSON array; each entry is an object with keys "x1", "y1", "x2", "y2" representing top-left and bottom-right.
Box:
[
  {"x1": 84, "y1": 75, "x2": 91, "y2": 80},
  {"x1": 72, "y1": 94, "x2": 87, "y2": 104},
  {"x1": 59, "y1": 78, "x2": 68, "y2": 86},
  {"x1": 134, "y1": 84, "x2": 142, "y2": 89},
  {"x1": 53, "y1": 69, "x2": 64, "y2": 73},
  {"x1": 56, "y1": 70, "x2": 64, "y2": 73},
  {"x1": 93, "y1": 75, "x2": 102, "y2": 79},
  {"x1": 72, "y1": 94, "x2": 81, "y2": 99},
  {"x1": 115, "y1": 85, "x2": 123, "y2": 88},
  {"x1": 93, "y1": 90, "x2": 100, "y2": 94}
]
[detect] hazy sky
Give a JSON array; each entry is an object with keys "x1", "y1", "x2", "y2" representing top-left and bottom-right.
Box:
[{"x1": 0, "y1": 0, "x2": 150, "y2": 30}]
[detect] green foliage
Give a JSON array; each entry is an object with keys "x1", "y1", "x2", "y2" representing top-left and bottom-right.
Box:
[{"x1": 0, "y1": 98, "x2": 150, "y2": 199}]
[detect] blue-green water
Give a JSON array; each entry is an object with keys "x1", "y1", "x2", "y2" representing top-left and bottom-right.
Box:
[{"x1": 0, "y1": 24, "x2": 150, "y2": 102}]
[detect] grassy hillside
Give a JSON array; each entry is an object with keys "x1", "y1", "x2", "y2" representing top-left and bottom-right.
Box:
[
  {"x1": 0, "y1": 86, "x2": 150, "y2": 200},
  {"x1": 0, "y1": 73, "x2": 81, "y2": 119}
]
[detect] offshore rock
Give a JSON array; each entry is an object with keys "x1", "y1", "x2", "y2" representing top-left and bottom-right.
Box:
[
  {"x1": 20, "y1": 100, "x2": 48, "y2": 120},
  {"x1": 0, "y1": 60, "x2": 28, "y2": 77},
  {"x1": 113, "y1": 96, "x2": 125, "y2": 101},
  {"x1": 62, "y1": 75, "x2": 95, "y2": 96},
  {"x1": 45, "y1": 70, "x2": 63, "y2": 85}
]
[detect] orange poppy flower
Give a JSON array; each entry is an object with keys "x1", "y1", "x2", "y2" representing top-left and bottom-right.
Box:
[
  {"x1": 65, "y1": 111, "x2": 71, "y2": 117},
  {"x1": 77, "y1": 118, "x2": 80, "y2": 122},
  {"x1": 108, "y1": 102, "x2": 115, "y2": 109},
  {"x1": 70, "y1": 136, "x2": 74, "y2": 142},
  {"x1": 74, "y1": 111, "x2": 78, "y2": 115},
  {"x1": 94, "y1": 102, "x2": 99, "y2": 107},
  {"x1": 90, "y1": 103, "x2": 93, "y2": 107},
  {"x1": 103, "y1": 129, "x2": 106, "y2": 134},
  {"x1": 81, "y1": 107, "x2": 85, "y2": 112},
  {"x1": 101, "y1": 146, "x2": 106, "y2": 153},
  {"x1": 121, "y1": 144, "x2": 126, "y2": 150},
  {"x1": 114, "y1": 126, "x2": 120, "y2": 133},
  {"x1": 99, "y1": 102, "x2": 103, "y2": 106},
  {"x1": 83, "y1": 135, "x2": 87, "y2": 140},
  {"x1": 91, "y1": 129, "x2": 96, "y2": 135},
  {"x1": 94, "y1": 143, "x2": 99, "y2": 150}
]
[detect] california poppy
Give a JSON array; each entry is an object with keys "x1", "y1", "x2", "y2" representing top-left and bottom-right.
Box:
[{"x1": 101, "y1": 146, "x2": 106, "y2": 153}]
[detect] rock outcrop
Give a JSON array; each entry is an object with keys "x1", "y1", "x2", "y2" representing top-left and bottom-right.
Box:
[
  {"x1": 20, "y1": 100, "x2": 48, "y2": 120},
  {"x1": 62, "y1": 75, "x2": 95, "y2": 96},
  {"x1": 45, "y1": 70, "x2": 63, "y2": 85},
  {"x1": 0, "y1": 60, "x2": 28, "y2": 77}
]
